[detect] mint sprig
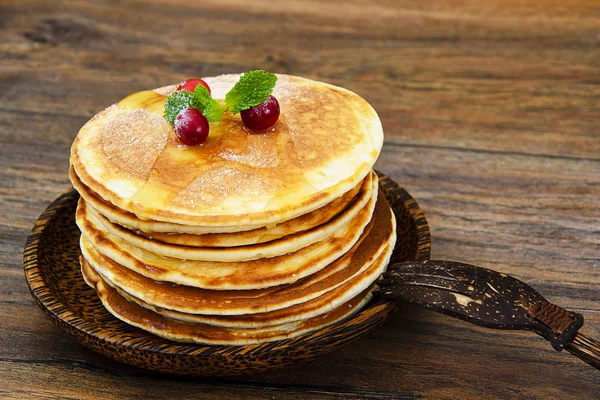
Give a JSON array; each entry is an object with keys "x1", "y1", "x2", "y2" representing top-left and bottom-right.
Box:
[
  {"x1": 163, "y1": 70, "x2": 277, "y2": 126},
  {"x1": 164, "y1": 91, "x2": 203, "y2": 126},
  {"x1": 194, "y1": 85, "x2": 227, "y2": 122},
  {"x1": 225, "y1": 70, "x2": 277, "y2": 114}
]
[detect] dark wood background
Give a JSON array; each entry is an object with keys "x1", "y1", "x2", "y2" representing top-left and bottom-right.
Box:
[{"x1": 1, "y1": 0, "x2": 599, "y2": 398}]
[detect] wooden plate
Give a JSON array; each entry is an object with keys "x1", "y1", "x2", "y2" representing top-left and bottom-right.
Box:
[{"x1": 23, "y1": 172, "x2": 431, "y2": 376}]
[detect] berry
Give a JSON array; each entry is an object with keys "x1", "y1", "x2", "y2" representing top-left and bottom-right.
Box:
[
  {"x1": 241, "y1": 95, "x2": 280, "y2": 130},
  {"x1": 176, "y1": 78, "x2": 211, "y2": 94},
  {"x1": 174, "y1": 108, "x2": 209, "y2": 145}
]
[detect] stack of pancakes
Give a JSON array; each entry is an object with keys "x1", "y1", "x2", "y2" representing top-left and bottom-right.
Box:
[{"x1": 70, "y1": 74, "x2": 395, "y2": 345}]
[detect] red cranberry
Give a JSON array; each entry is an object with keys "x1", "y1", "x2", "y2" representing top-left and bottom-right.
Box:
[
  {"x1": 176, "y1": 78, "x2": 211, "y2": 94},
  {"x1": 241, "y1": 95, "x2": 280, "y2": 130},
  {"x1": 174, "y1": 108, "x2": 209, "y2": 145}
]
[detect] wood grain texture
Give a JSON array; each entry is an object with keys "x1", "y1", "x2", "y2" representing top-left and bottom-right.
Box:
[{"x1": 1, "y1": 0, "x2": 599, "y2": 398}]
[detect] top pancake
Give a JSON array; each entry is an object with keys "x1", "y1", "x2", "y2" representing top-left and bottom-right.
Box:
[
  {"x1": 70, "y1": 164, "x2": 369, "y2": 239},
  {"x1": 70, "y1": 74, "x2": 383, "y2": 227}
]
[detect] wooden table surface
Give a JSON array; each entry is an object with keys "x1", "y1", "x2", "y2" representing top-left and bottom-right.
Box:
[{"x1": 1, "y1": 0, "x2": 599, "y2": 398}]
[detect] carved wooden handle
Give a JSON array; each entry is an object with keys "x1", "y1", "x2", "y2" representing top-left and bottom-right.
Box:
[
  {"x1": 564, "y1": 333, "x2": 600, "y2": 370},
  {"x1": 528, "y1": 302, "x2": 600, "y2": 370},
  {"x1": 527, "y1": 300, "x2": 583, "y2": 351},
  {"x1": 376, "y1": 260, "x2": 600, "y2": 371}
]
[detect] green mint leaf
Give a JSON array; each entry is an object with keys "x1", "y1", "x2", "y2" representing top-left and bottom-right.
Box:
[
  {"x1": 203, "y1": 100, "x2": 227, "y2": 122},
  {"x1": 225, "y1": 70, "x2": 277, "y2": 114},
  {"x1": 163, "y1": 91, "x2": 204, "y2": 126},
  {"x1": 194, "y1": 84, "x2": 227, "y2": 122},
  {"x1": 193, "y1": 85, "x2": 213, "y2": 107}
]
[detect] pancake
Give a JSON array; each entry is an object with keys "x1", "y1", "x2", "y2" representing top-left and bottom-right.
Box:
[
  {"x1": 77, "y1": 190, "x2": 391, "y2": 290},
  {"x1": 70, "y1": 74, "x2": 384, "y2": 228},
  {"x1": 80, "y1": 173, "x2": 376, "y2": 261},
  {"x1": 81, "y1": 237, "x2": 393, "y2": 327},
  {"x1": 82, "y1": 262, "x2": 375, "y2": 345},
  {"x1": 79, "y1": 191, "x2": 394, "y2": 298},
  {"x1": 130, "y1": 171, "x2": 371, "y2": 246},
  {"x1": 80, "y1": 204, "x2": 394, "y2": 317},
  {"x1": 70, "y1": 165, "x2": 367, "y2": 236}
]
